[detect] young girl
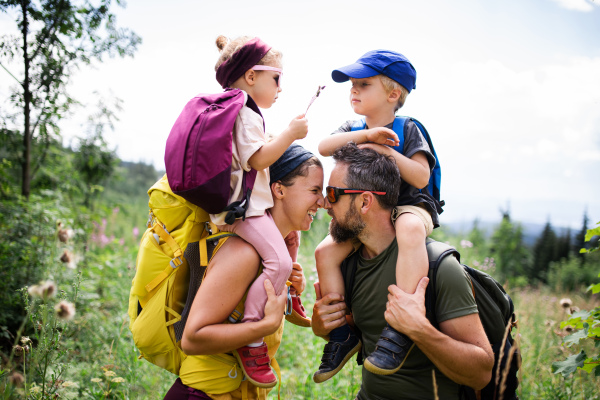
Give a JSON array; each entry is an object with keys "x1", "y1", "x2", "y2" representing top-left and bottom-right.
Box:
[{"x1": 210, "y1": 35, "x2": 309, "y2": 388}]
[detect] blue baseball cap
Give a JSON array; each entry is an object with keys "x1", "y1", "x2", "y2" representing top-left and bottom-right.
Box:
[{"x1": 331, "y1": 50, "x2": 417, "y2": 92}]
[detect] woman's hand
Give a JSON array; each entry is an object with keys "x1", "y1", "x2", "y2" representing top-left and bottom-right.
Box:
[
  {"x1": 288, "y1": 262, "x2": 306, "y2": 294},
  {"x1": 262, "y1": 279, "x2": 288, "y2": 331}
]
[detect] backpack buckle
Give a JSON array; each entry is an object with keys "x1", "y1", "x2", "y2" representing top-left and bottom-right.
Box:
[
  {"x1": 170, "y1": 256, "x2": 183, "y2": 269},
  {"x1": 228, "y1": 309, "x2": 242, "y2": 323},
  {"x1": 285, "y1": 285, "x2": 292, "y2": 316},
  {"x1": 205, "y1": 222, "x2": 214, "y2": 235}
]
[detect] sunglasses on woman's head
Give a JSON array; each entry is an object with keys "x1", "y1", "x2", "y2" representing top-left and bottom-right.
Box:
[
  {"x1": 325, "y1": 186, "x2": 387, "y2": 204},
  {"x1": 252, "y1": 65, "x2": 283, "y2": 88}
]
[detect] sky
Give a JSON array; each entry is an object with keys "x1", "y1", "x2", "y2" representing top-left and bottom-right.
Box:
[{"x1": 1, "y1": 0, "x2": 599, "y2": 230}]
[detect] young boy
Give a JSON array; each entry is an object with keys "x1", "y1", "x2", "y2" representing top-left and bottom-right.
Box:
[{"x1": 313, "y1": 50, "x2": 440, "y2": 382}]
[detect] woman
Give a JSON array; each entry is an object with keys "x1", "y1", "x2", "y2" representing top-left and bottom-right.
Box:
[{"x1": 164, "y1": 144, "x2": 324, "y2": 400}]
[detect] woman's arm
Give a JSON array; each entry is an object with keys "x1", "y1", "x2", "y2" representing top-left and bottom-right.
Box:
[{"x1": 181, "y1": 238, "x2": 287, "y2": 355}]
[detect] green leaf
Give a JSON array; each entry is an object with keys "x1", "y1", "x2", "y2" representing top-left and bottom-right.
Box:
[
  {"x1": 552, "y1": 351, "x2": 587, "y2": 377},
  {"x1": 564, "y1": 329, "x2": 588, "y2": 347},
  {"x1": 588, "y1": 283, "x2": 600, "y2": 294}
]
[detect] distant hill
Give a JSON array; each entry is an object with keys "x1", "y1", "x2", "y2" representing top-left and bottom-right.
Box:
[{"x1": 443, "y1": 220, "x2": 576, "y2": 247}]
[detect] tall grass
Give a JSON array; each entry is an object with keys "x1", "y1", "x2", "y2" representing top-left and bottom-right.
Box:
[{"x1": 2, "y1": 205, "x2": 599, "y2": 399}]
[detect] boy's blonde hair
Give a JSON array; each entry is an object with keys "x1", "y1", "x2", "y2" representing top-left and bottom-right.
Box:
[
  {"x1": 378, "y1": 74, "x2": 409, "y2": 112},
  {"x1": 214, "y1": 35, "x2": 282, "y2": 71}
]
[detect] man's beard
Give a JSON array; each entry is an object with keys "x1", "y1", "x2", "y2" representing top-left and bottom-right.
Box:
[{"x1": 329, "y1": 205, "x2": 366, "y2": 243}]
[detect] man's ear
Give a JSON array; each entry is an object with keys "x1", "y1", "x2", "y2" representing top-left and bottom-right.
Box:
[
  {"x1": 358, "y1": 192, "x2": 376, "y2": 215},
  {"x1": 244, "y1": 69, "x2": 256, "y2": 86},
  {"x1": 271, "y1": 181, "x2": 285, "y2": 199}
]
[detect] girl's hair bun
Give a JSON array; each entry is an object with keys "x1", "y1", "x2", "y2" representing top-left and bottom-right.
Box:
[{"x1": 215, "y1": 35, "x2": 229, "y2": 52}]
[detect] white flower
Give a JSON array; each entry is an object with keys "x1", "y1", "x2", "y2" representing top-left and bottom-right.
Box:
[{"x1": 55, "y1": 300, "x2": 76, "y2": 320}]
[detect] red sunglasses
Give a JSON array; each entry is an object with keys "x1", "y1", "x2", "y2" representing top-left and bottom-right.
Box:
[{"x1": 325, "y1": 186, "x2": 387, "y2": 204}]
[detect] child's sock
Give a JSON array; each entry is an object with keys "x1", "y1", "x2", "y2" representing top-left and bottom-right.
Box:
[{"x1": 330, "y1": 323, "x2": 351, "y2": 342}]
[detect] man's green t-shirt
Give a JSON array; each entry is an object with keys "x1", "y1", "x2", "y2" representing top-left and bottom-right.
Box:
[{"x1": 351, "y1": 240, "x2": 478, "y2": 400}]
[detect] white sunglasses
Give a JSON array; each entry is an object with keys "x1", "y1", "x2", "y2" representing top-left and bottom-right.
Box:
[{"x1": 252, "y1": 65, "x2": 283, "y2": 88}]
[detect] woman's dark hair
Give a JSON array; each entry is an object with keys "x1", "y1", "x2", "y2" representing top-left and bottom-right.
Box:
[{"x1": 277, "y1": 156, "x2": 322, "y2": 187}]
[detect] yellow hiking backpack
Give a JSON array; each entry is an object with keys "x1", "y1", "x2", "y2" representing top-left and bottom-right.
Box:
[{"x1": 128, "y1": 174, "x2": 244, "y2": 375}]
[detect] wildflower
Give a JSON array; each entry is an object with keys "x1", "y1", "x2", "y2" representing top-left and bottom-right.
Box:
[
  {"x1": 559, "y1": 298, "x2": 572, "y2": 309},
  {"x1": 113, "y1": 207, "x2": 120, "y2": 214},
  {"x1": 32, "y1": 280, "x2": 57, "y2": 300},
  {"x1": 60, "y1": 250, "x2": 77, "y2": 269},
  {"x1": 20, "y1": 336, "x2": 32, "y2": 345},
  {"x1": 29, "y1": 384, "x2": 42, "y2": 394},
  {"x1": 111, "y1": 377, "x2": 125, "y2": 383},
  {"x1": 132, "y1": 227, "x2": 139, "y2": 237},
  {"x1": 55, "y1": 300, "x2": 76, "y2": 320},
  {"x1": 9, "y1": 372, "x2": 24, "y2": 387},
  {"x1": 460, "y1": 240, "x2": 473, "y2": 248},
  {"x1": 13, "y1": 345, "x2": 23, "y2": 356},
  {"x1": 104, "y1": 370, "x2": 116, "y2": 377},
  {"x1": 61, "y1": 381, "x2": 78, "y2": 388},
  {"x1": 91, "y1": 378, "x2": 102, "y2": 383}
]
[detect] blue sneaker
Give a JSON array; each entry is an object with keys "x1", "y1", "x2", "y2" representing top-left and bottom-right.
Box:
[
  {"x1": 364, "y1": 325, "x2": 414, "y2": 375},
  {"x1": 313, "y1": 329, "x2": 361, "y2": 383}
]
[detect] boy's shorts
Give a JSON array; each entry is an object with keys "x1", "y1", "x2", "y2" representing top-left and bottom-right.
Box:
[{"x1": 391, "y1": 204, "x2": 434, "y2": 236}]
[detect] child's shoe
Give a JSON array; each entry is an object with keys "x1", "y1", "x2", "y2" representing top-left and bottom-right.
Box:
[
  {"x1": 313, "y1": 326, "x2": 361, "y2": 383},
  {"x1": 363, "y1": 324, "x2": 415, "y2": 375},
  {"x1": 285, "y1": 294, "x2": 311, "y2": 327},
  {"x1": 234, "y1": 342, "x2": 277, "y2": 388}
]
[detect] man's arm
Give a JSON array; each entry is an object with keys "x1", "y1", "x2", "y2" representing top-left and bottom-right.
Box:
[
  {"x1": 311, "y1": 282, "x2": 348, "y2": 339},
  {"x1": 385, "y1": 277, "x2": 494, "y2": 390}
]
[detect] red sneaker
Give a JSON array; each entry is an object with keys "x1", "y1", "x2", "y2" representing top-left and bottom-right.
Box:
[
  {"x1": 234, "y1": 342, "x2": 277, "y2": 388},
  {"x1": 285, "y1": 295, "x2": 311, "y2": 327}
]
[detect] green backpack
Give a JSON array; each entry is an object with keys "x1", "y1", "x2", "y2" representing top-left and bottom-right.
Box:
[{"x1": 341, "y1": 239, "x2": 520, "y2": 400}]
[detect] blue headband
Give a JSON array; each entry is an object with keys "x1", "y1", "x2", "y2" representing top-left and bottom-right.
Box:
[{"x1": 270, "y1": 144, "x2": 315, "y2": 184}]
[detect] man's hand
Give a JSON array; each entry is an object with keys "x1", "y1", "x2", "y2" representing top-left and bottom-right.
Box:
[
  {"x1": 384, "y1": 277, "x2": 430, "y2": 337},
  {"x1": 364, "y1": 127, "x2": 399, "y2": 147},
  {"x1": 288, "y1": 262, "x2": 306, "y2": 294},
  {"x1": 312, "y1": 282, "x2": 348, "y2": 338}
]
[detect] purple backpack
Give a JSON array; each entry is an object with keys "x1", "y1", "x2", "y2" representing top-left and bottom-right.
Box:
[{"x1": 165, "y1": 89, "x2": 257, "y2": 224}]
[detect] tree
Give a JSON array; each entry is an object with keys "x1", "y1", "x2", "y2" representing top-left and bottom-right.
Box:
[
  {"x1": 489, "y1": 211, "x2": 531, "y2": 282},
  {"x1": 0, "y1": 0, "x2": 141, "y2": 198},
  {"x1": 531, "y1": 221, "x2": 558, "y2": 282},
  {"x1": 574, "y1": 210, "x2": 590, "y2": 264}
]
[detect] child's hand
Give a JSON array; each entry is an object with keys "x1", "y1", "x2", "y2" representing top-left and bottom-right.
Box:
[
  {"x1": 284, "y1": 230, "x2": 301, "y2": 262},
  {"x1": 358, "y1": 142, "x2": 394, "y2": 156},
  {"x1": 364, "y1": 127, "x2": 399, "y2": 147},
  {"x1": 288, "y1": 262, "x2": 306, "y2": 294},
  {"x1": 287, "y1": 114, "x2": 309, "y2": 140}
]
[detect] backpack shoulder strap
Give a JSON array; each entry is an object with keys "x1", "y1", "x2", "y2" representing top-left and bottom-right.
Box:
[{"x1": 424, "y1": 239, "x2": 461, "y2": 328}]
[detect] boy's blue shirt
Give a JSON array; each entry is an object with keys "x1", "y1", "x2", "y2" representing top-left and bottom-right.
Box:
[{"x1": 332, "y1": 118, "x2": 440, "y2": 227}]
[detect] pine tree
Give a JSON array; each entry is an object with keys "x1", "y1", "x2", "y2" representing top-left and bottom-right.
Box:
[
  {"x1": 490, "y1": 211, "x2": 531, "y2": 282},
  {"x1": 532, "y1": 221, "x2": 558, "y2": 282},
  {"x1": 574, "y1": 211, "x2": 589, "y2": 264}
]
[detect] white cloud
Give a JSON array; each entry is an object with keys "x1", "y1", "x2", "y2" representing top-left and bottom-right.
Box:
[{"x1": 549, "y1": 0, "x2": 598, "y2": 12}]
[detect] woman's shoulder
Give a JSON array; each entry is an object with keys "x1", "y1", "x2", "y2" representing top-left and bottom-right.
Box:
[{"x1": 211, "y1": 235, "x2": 261, "y2": 265}]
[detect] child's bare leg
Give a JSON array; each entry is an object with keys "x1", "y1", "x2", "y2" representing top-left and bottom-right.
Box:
[
  {"x1": 313, "y1": 235, "x2": 361, "y2": 383},
  {"x1": 314, "y1": 235, "x2": 353, "y2": 300},
  {"x1": 394, "y1": 213, "x2": 428, "y2": 293},
  {"x1": 364, "y1": 208, "x2": 430, "y2": 376}
]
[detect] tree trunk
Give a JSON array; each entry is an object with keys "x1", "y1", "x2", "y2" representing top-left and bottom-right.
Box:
[{"x1": 21, "y1": 0, "x2": 31, "y2": 199}]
